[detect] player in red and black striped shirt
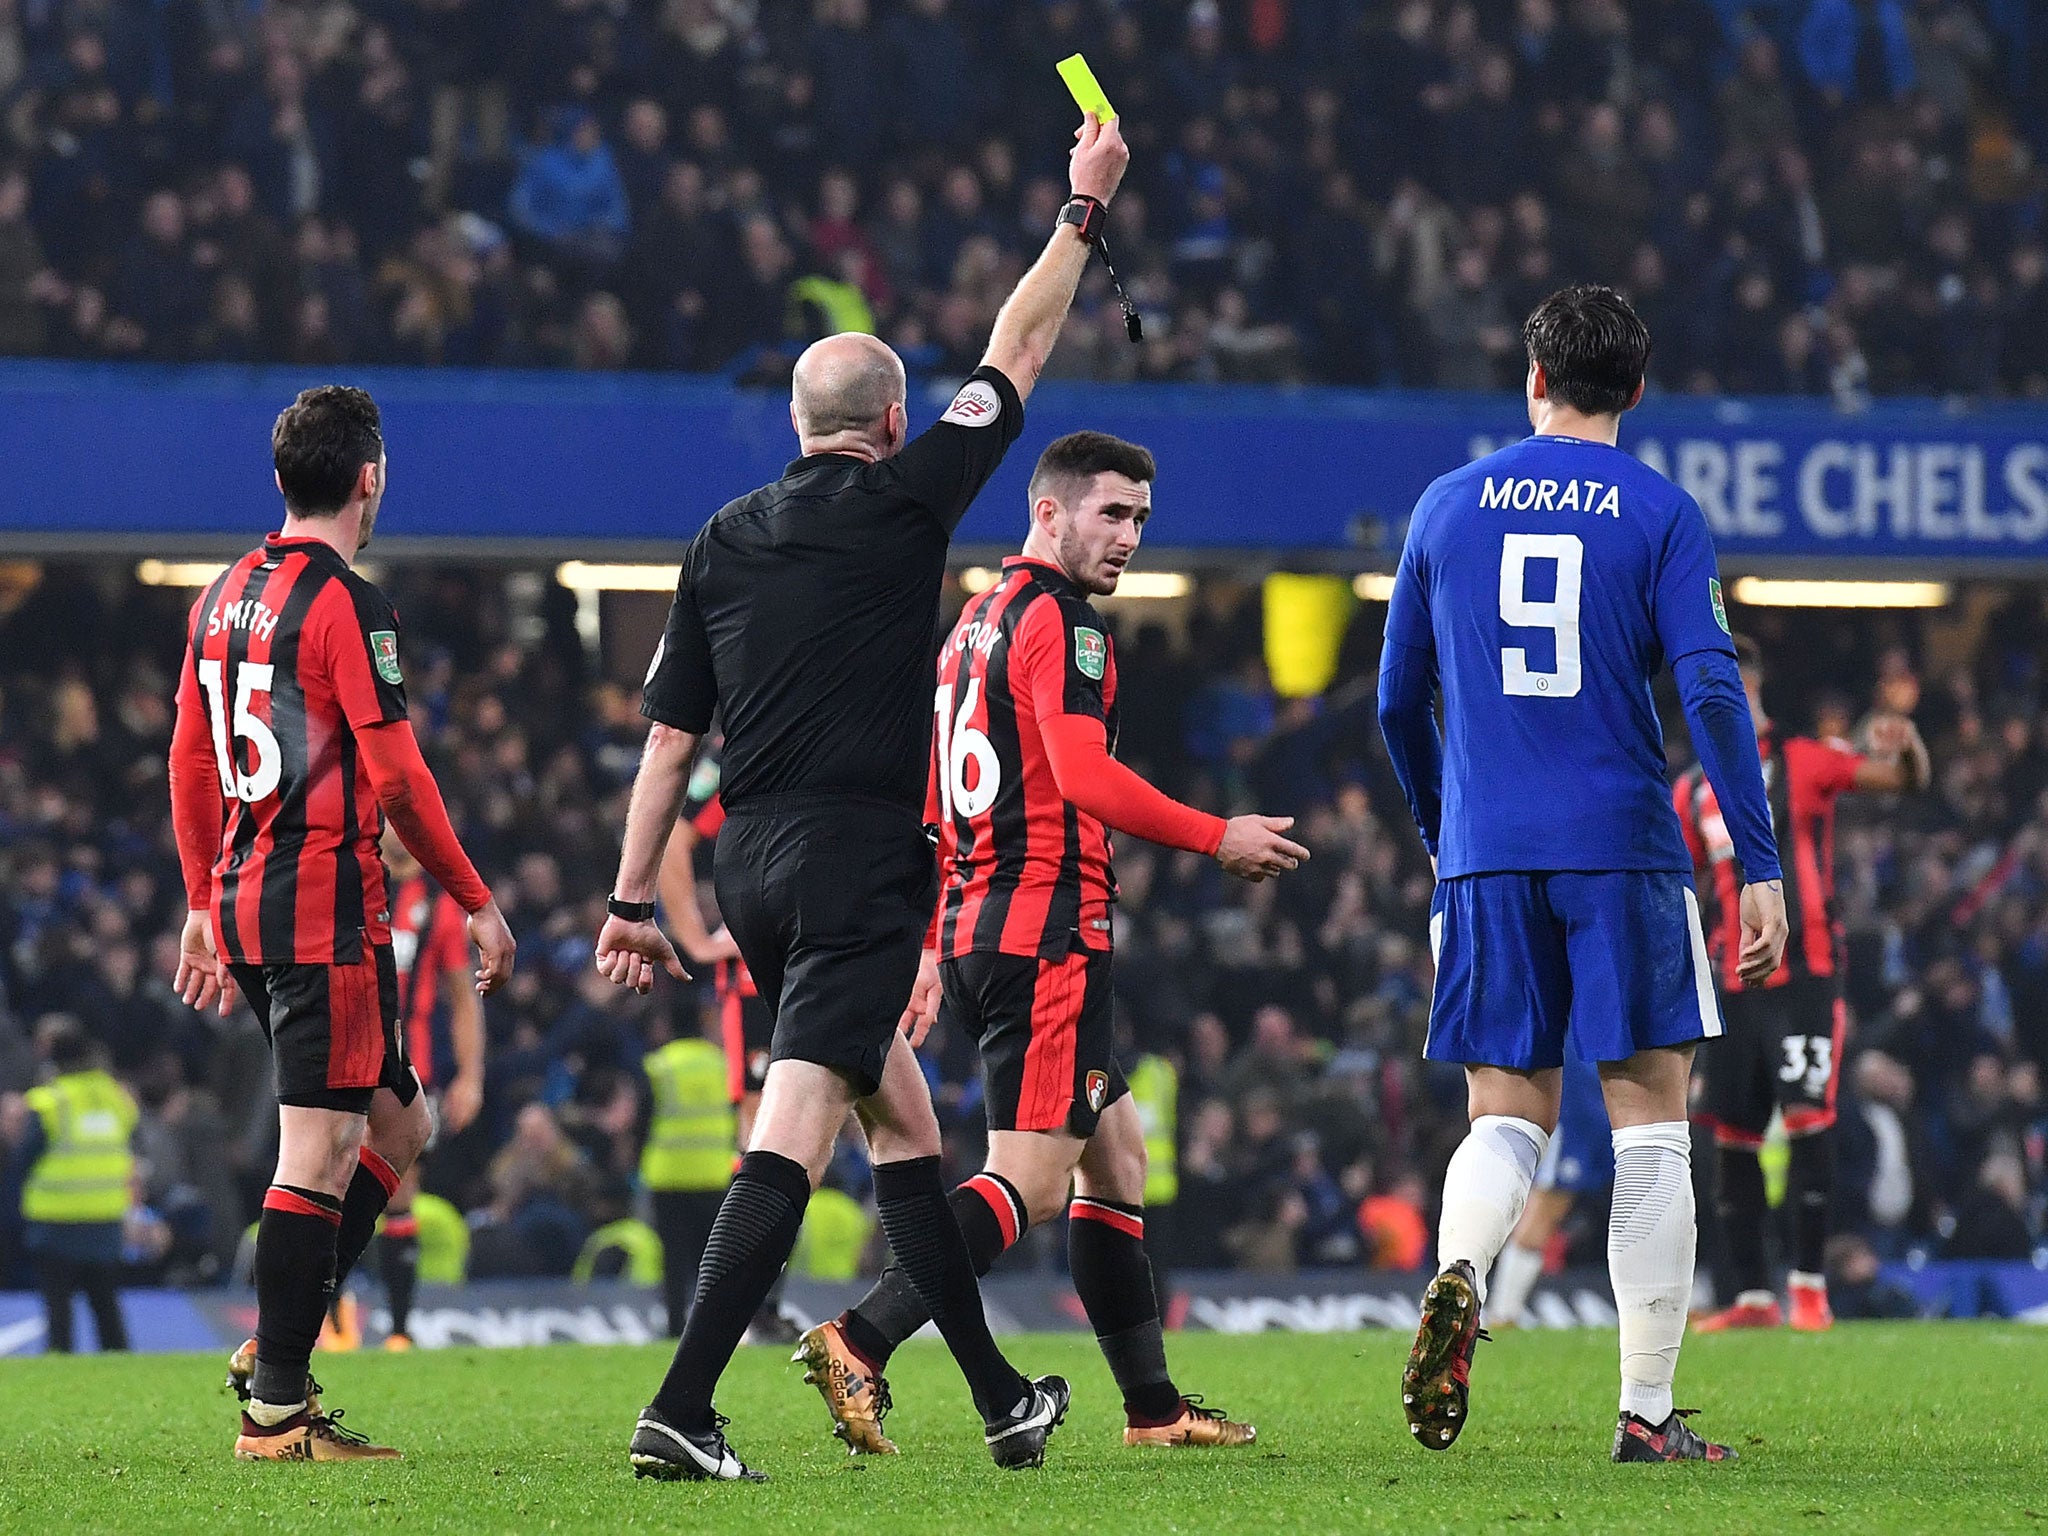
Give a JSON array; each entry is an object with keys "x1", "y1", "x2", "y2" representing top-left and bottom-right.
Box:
[
  {"x1": 167, "y1": 386, "x2": 515, "y2": 1460},
  {"x1": 1676, "y1": 635, "x2": 1926, "y2": 1333},
  {"x1": 376, "y1": 823, "x2": 486, "y2": 1348},
  {"x1": 654, "y1": 739, "x2": 798, "y2": 1344},
  {"x1": 657, "y1": 743, "x2": 774, "y2": 1119},
  {"x1": 802, "y1": 432, "x2": 1306, "y2": 1454}
]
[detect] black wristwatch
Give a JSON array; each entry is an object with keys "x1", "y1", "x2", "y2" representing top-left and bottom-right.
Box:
[
  {"x1": 1057, "y1": 195, "x2": 1107, "y2": 246},
  {"x1": 1057, "y1": 195, "x2": 1143, "y2": 343},
  {"x1": 607, "y1": 895, "x2": 656, "y2": 922}
]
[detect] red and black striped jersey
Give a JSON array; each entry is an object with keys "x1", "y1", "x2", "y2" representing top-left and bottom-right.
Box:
[
  {"x1": 390, "y1": 874, "x2": 468, "y2": 1085},
  {"x1": 1676, "y1": 729, "x2": 1862, "y2": 989},
  {"x1": 677, "y1": 741, "x2": 757, "y2": 1002},
  {"x1": 933, "y1": 557, "x2": 1119, "y2": 962},
  {"x1": 174, "y1": 535, "x2": 409, "y2": 965}
]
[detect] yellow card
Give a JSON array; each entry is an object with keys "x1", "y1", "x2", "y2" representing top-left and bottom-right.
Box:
[{"x1": 1057, "y1": 54, "x2": 1117, "y2": 123}]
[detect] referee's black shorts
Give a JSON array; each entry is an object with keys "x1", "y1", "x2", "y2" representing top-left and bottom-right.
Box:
[{"x1": 711, "y1": 797, "x2": 936, "y2": 1098}]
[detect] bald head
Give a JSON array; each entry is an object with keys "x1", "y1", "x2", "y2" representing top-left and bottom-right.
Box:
[{"x1": 791, "y1": 333, "x2": 907, "y2": 453}]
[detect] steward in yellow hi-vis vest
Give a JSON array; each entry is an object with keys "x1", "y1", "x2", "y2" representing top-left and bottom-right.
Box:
[
  {"x1": 1128, "y1": 1052, "x2": 1179, "y2": 1208},
  {"x1": 641, "y1": 1018, "x2": 737, "y2": 1335},
  {"x1": 642, "y1": 1038, "x2": 737, "y2": 1192},
  {"x1": 19, "y1": 1019, "x2": 136, "y2": 1352}
]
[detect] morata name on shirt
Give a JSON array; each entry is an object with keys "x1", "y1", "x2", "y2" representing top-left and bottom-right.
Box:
[{"x1": 1477, "y1": 475, "x2": 1624, "y2": 518}]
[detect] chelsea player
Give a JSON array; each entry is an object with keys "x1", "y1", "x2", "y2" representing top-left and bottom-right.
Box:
[{"x1": 1377, "y1": 285, "x2": 1788, "y2": 1464}]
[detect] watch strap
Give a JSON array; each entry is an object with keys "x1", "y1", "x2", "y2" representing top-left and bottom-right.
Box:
[{"x1": 1058, "y1": 195, "x2": 1107, "y2": 245}]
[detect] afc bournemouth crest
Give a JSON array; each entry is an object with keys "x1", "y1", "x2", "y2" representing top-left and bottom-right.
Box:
[{"x1": 1085, "y1": 1069, "x2": 1109, "y2": 1114}]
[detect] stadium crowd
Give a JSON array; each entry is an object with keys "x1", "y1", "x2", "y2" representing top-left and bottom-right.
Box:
[
  {"x1": 0, "y1": 0, "x2": 2043, "y2": 396},
  {"x1": 0, "y1": 561, "x2": 2045, "y2": 1300}
]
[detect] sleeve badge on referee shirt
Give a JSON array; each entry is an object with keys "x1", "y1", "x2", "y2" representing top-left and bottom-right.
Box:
[
  {"x1": 1086, "y1": 1069, "x2": 1109, "y2": 1114},
  {"x1": 940, "y1": 379, "x2": 1001, "y2": 426},
  {"x1": 370, "y1": 630, "x2": 402, "y2": 684},
  {"x1": 1074, "y1": 627, "x2": 1106, "y2": 680}
]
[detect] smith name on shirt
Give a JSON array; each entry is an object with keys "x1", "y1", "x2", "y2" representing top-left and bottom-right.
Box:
[
  {"x1": 1478, "y1": 475, "x2": 1624, "y2": 518},
  {"x1": 206, "y1": 595, "x2": 282, "y2": 642}
]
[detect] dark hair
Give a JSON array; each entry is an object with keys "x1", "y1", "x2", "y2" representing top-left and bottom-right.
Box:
[
  {"x1": 37, "y1": 1014, "x2": 93, "y2": 1071},
  {"x1": 1027, "y1": 430, "x2": 1156, "y2": 505},
  {"x1": 1521, "y1": 284, "x2": 1651, "y2": 417},
  {"x1": 272, "y1": 384, "x2": 384, "y2": 515},
  {"x1": 1733, "y1": 633, "x2": 1762, "y2": 674}
]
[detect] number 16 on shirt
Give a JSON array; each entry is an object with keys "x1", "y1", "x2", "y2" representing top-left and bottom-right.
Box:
[{"x1": 935, "y1": 679, "x2": 1001, "y2": 821}]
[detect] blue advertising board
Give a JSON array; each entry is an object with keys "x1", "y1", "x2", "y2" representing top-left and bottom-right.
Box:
[
  {"x1": 1, "y1": 361, "x2": 2044, "y2": 563},
  {"x1": 3, "y1": 1261, "x2": 2042, "y2": 1353}
]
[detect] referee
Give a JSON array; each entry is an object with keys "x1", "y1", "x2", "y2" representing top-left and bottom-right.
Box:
[{"x1": 598, "y1": 110, "x2": 1130, "y2": 1483}]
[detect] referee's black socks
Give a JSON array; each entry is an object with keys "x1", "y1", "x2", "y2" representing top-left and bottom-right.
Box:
[
  {"x1": 650, "y1": 1150, "x2": 811, "y2": 1432},
  {"x1": 871, "y1": 1156, "x2": 1030, "y2": 1425},
  {"x1": 1069, "y1": 1197, "x2": 1183, "y2": 1425},
  {"x1": 843, "y1": 1170, "x2": 1023, "y2": 1370}
]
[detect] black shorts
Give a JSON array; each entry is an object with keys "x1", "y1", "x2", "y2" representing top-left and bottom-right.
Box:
[
  {"x1": 1698, "y1": 975, "x2": 1845, "y2": 1144},
  {"x1": 712, "y1": 799, "x2": 936, "y2": 1099},
  {"x1": 230, "y1": 943, "x2": 421, "y2": 1115},
  {"x1": 942, "y1": 948, "x2": 1125, "y2": 1137}
]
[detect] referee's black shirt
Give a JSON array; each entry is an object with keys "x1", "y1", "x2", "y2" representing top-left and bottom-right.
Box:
[{"x1": 642, "y1": 364, "x2": 1025, "y2": 814}]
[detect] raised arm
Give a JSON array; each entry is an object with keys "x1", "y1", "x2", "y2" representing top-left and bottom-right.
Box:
[
  {"x1": 1853, "y1": 713, "x2": 1930, "y2": 793},
  {"x1": 981, "y1": 113, "x2": 1129, "y2": 401}
]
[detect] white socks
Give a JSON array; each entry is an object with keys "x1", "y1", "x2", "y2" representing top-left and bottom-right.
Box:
[
  {"x1": 1609, "y1": 1121, "x2": 1695, "y2": 1426},
  {"x1": 1488, "y1": 1240, "x2": 1546, "y2": 1326},
  {"x1": 246, "y1": 1397, "x2": 307, "y2": 1426},
  {"x1": 1437, "y1": 1115, "x2": 1548, "y2": 1305}
]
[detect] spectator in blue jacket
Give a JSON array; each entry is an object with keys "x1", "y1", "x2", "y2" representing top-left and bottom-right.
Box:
[
  {"x1": 509, "y1": 107, "x2": 630, "y2": 268},
  {"x1": 1800, "y1": 0, "x2": 1916, "y2": 109}
]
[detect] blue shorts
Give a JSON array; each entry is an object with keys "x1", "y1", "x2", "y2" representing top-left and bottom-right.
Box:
[
  {"x1": 1537, "y1": 1056, "x2": 1614, "y2": 1194},
  {"x1": 1425, "y1": 870, "x2": 1722, "y2": 1071}
]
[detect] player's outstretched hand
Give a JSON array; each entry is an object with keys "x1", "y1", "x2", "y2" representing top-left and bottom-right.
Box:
[
  {"x1": 595, "y1": 914, "x2": 689, "y2": 996},
  {"x1": 1737, "y1": 880, "x2": 1789, "y2": 987},
  {"x1": 898, "y1": 949, "x2": 942, "y2": 1048},
  {"x1": 1070, "y1": 112, "x2": 1129, "y2": 206},
  {"x1": 173, "y1": 909, "x2": 237, "y2": 1017},
  {"x1": 468, "y1": 899, "x2": 517, "y2": 995},
  {"x1": 1215, "y1": 815, "x2": 1311, "y2": 882}
]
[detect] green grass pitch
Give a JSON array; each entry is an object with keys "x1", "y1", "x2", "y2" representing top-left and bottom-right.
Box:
[{"x1": 2, "y1": 1323, "x2": 2042, "y2": 1534}]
